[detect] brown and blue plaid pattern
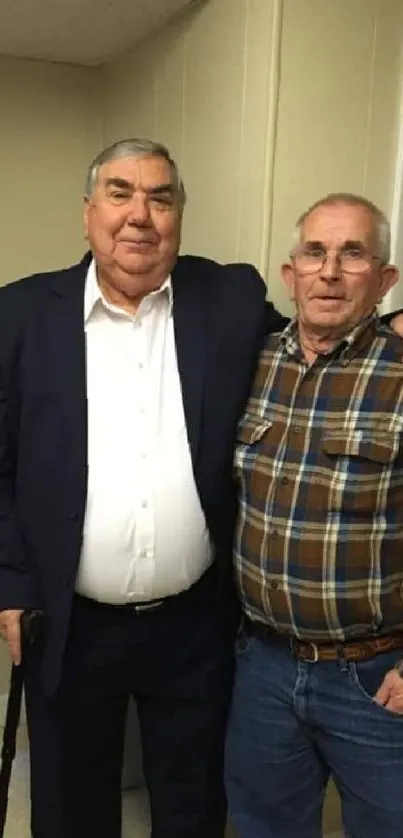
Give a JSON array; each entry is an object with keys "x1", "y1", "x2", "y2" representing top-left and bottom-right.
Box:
[{"x1": 234, "y1": 314, "x2": 403, "y2": 640}]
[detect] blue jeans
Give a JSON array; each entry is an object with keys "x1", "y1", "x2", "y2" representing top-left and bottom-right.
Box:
[{"x1": 225, "y1": 624, "x2": 403, "y2": 838}]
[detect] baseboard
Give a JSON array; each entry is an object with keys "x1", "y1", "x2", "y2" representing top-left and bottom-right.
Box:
[{"x1": 0, "y1": 690, "x2": 26, "y2": 727}]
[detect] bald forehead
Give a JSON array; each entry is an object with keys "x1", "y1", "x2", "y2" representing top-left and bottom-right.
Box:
[{"x1": 301, "y1": 202, "x2": 379, "y2": 253}]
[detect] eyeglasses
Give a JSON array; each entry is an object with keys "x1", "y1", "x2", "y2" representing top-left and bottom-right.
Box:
[{"x1": 292, "y1": 246, "x2": 382, "y2": 275}]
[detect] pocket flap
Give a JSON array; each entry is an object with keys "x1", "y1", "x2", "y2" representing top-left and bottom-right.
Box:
[
  {"x1": 237, "y1": 415, "x2": 273, "y2": 445},
  {"x1": 323, "y1": 431, "x2": 400, "y2": 464}
]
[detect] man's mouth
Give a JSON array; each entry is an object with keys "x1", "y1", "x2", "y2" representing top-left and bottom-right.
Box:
[
  {"x1": 313, "y1": 295, "x2": 345, "y2": 301},
  {"x1": 120, "y1": 239, "x2": 155, "y2": 248}
]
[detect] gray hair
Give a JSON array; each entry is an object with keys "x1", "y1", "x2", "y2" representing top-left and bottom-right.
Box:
[
  {"x1": 291, "y1": 192, "x2": 391, "y2": 263},
  {"x1": 85, "y1": 137, "x2": 187, "y2": 211}
]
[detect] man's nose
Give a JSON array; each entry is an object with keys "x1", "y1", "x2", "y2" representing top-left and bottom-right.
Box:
[
  {"x1": 127, "y1": 195, "x2": 151, "y2": 225},
  {"x1": 320, "y1": 252, "x2": 342, "y2": 281}
]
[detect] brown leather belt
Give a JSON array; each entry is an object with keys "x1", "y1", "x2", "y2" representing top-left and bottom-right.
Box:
[
  {"x1": 291, "y1": 633, "x2": 403, "y2": 663},
  {"x1": 245, "y1": 617, "x2": 403, "y2": 663}
]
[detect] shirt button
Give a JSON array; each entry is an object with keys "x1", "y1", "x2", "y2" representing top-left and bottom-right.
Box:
[
  {"x1": 138, "y1": 362, "x2": 144, "y2": 369},
  {"x1": 141, "y1": 500, "x2": 148, "y2": 509}
]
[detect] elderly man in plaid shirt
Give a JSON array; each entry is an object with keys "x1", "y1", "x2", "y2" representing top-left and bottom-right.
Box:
[{"x1": 226, "y1": 193, "x2": 403, "y2": 838}]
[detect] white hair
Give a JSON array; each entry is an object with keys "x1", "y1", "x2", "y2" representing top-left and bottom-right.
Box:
[
  {"x1": 85, "y1": 137, "x2": 186, "y2": 211},
  {"x1": 291, "y1": 192, "x2": 391, "y2": 263}
]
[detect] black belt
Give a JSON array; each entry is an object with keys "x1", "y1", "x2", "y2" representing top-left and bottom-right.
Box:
[
  {"x1": 75, "y1": 562, "x2": 217, "y2": 615},
  {"x1": 76, "y1": 594, "x2": 165, "y2": 613}
]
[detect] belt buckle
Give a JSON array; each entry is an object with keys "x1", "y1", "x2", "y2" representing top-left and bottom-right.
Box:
[
  {"x1": 133, "y1": 600, "x2": 163, "y2": 613},
  {"x1": 306, "y1": 642, "x2": 319, "y2": 663},
  {"x1": 301, "y1": 641, "x2": 319, "y2": 663},
  {"x1": 292, "y1": 638, "x2": 319, "y2": 663}
]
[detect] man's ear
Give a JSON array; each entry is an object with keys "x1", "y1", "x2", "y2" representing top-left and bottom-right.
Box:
[
  {"x1": 379, "y1": 264, "x2": 399, "y2": 302},
  {"x1": 282, "y1": 262, "x2": 296, "y2": 301}
]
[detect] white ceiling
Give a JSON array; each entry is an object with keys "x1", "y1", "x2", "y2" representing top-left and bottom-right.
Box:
[{"x1": 0, "y1": 0, "x2": 196, "y2": 67}]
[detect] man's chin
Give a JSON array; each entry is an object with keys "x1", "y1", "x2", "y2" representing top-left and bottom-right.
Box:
[
  {"x1": 304, "y1": 312, "x2": 353, "y2": 337},
  {"x1": 308, "y1": 306, "x2": 350, "y2": 328},
  {"x1": 115, "y1": 257, "x2": 157, "y2": 277}
]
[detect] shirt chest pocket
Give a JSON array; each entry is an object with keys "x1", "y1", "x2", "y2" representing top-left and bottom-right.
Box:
[
  {"x1": 322, "y1": 430, "x2": 401, "y2": 515},
  {"x1": 234, "y1": 414, "x2": 274, "y2": 481},
  {"x1": 236, "y1": 416, "x2": 273, "y2": 446}
]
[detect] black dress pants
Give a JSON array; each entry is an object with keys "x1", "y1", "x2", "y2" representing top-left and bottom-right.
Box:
[{"x1": 24, "y1": 567, "x2": 235, "y2": 838}]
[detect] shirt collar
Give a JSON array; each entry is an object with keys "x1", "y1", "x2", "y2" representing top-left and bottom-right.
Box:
[
  {"x1": 84, "y1": 258, "x2": 173, "y2": 324},
  {"x1": 280, "y1": 310, "x2": 379, "y2": 363}
]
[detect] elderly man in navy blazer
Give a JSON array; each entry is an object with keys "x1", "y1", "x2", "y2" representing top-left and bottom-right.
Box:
[{"x1": 0, "y1": 138, "x2": 287, "y2": 838}]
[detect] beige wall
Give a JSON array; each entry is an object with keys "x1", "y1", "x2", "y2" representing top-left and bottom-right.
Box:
[
  {"x1": 269, "y1": 0, "x2": 403, "y2": 314},
  {"x1": 0, "y1": 648, "x2": 10, "y2": 702},
  {"x1": 0, "y1": 54, "x2": 101, "y2": 692},
  {"x1": 0, "y1": 55, "x2": 101, "y2": 284},
  {"x1": 1, "y1": 1, "x2": 400, "y2": 301},
  {"x1": 101, "y1": 0, "x2": 280, "y2": 271},
  {"x1": 101, "y1": 0, "x2": 403, "y2": 316},
  {"x1": 3, "y1": 2, "x2": 400, "y2": 295}
]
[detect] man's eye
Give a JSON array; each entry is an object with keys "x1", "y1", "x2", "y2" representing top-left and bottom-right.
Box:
[
  {"x1": 151, "y1": 195, "x2": 172, "y2": 205},
  {"x1": 306, "y1": 248, "x2": 325, "y2": 259},
  {"x1": 111, "y1": 191, "x2": 128, "y2": 199},
  {"x1": 343, "y1": 248, "x2": 363, "y2": 259}
]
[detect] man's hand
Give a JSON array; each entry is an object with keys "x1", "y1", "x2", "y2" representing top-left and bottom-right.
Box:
[
  {"x1": 0, "y1": 609, "x2": 24, "y2": 665},
  {"x1": 374, "y1": 666, "x2": 403, "y2": 714},
  {"x1": 389, "y1": 313, "x2": 403, "y2": 337}
]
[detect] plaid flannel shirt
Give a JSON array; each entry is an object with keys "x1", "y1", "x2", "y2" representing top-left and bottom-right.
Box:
[{"x1": 234, "y1": 314, "x2": 403, "y2": 640}]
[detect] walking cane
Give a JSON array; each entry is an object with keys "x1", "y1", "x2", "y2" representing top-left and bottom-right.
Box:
[{"x1": 0, "y1": 611, "x2": 44, "y2": 837}]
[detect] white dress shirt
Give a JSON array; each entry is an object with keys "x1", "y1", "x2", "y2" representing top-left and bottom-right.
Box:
[{"x1": 75, "y1": 260, "x2": 212, "y2": 604}]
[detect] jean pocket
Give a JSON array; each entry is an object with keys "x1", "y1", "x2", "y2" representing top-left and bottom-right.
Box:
[
  {"x1": 349, "y1": 649, "x2": 403, "y2": 720},
  {"x1": 235, "y1": 623, "x2": 255, "y2": 658}
]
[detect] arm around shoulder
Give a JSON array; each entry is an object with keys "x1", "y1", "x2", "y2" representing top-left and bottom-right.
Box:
[
  {"x1": 226, "y1": 262, "x2": 289, "y2": 334},
  {"x1": 265, "y1": 300, "x2": 290, "y2": 334},
  {"x1": 382, "y1": 308, "x2": 403, "y2": 336}
]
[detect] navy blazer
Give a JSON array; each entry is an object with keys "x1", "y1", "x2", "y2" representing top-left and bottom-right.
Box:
[{"x1": 0, "y1": 253, "x2": 286, "y2": 694}]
